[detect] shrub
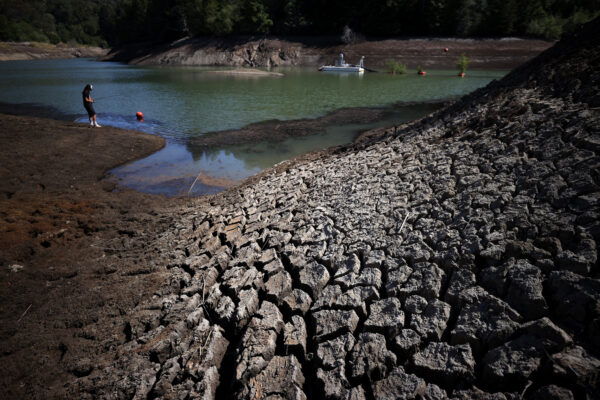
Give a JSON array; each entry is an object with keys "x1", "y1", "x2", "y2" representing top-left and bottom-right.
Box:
[
  {"x1": 456, "y1": 53, "x2": 471, "y2": 74},
  {"x1": 385, "y1": 59, "x2": 407, "y2": 74}
]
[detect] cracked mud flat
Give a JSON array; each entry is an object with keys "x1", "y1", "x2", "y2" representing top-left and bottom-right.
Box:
[
  {"x1": 63, "y1": 20, "x2": 600, "y2": 400},
  {"x1": 3, "y1": 21, "x2": 600, "y2": 400}
]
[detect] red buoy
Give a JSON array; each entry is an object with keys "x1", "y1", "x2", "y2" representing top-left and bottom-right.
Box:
[
  {"x1": 136, "y1": 111, "x2": 143, "y2": 121},
  {"x1": 444, "y1": 47, "x2": 449, "y2": 52}
]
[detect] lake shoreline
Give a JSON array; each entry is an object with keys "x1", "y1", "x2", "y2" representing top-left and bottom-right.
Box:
[
  {"x1": 190, "y1": 102, "x2": 446, "y2": 148},
  {"x1": 0, "y1": 112, "x2": 198, "y2": 398},
  {"x1": 105, "y1": 35, "x2": 554, "y2": 70},
  {"x1": 0, "y1": 41, "x2": 108, "y2": 62}
]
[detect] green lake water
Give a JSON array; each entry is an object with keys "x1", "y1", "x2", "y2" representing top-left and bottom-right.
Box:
[{"x1": 0, "y1": 58, "x2": 507, "y2": 195}]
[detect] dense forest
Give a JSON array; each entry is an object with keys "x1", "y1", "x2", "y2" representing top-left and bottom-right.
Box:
[{"x1": 0, "y1": 0, "x2": 598, "y2": 47}]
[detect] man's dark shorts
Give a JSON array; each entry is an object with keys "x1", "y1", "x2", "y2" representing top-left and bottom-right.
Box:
[{"x1": 84, "y1": 102, "x2": 95, "y2": 117}]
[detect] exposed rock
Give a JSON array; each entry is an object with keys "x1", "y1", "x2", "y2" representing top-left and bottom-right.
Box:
[
  {"x1": 312, "y1": 309, "x2": 360, "y2": 342},
  {"x1": 384, "y1": 264, "x2": 413, "y2": 296},
  {"x1": 236, "y1": 355, "x2": 306, "y2": 400},
  {"x1": 349, "y1": 332, "x2": 397, "y2": 381},
  {"x1": 410, "y1": 299, "x2": 451, "y2": 340},
  {"x1": 264, "y1": 270, "x2": 293, "y2": 303},
  {"x1": 397, "y1": 262, "x2": 446, "y2": 300},
  {"x1": 423, "y1": 383, "x2": 448, "y2": 400},
  {"x1": 404, "y1": 294, "x2": 428, "y2": 314},
  {"x1": 364, "y1": 298, "x2": 405, "y2": 336},
  {"x1": 284, "y1": 315, "x2": 307, "y2": 356},
  {"x1": 296, "y1": 261, "x2": 330, "y2": 298},
  {"x1": 311, "y1": 284, "x2": 343, "y2": 311},
  {"x1": 393, "y1": 328, "x2": 422, "y2": 357},
  {"x1": 451, "y1": 288, "x2": 521, "y2": 354},
  {"x1": 371, "y1": 366, "x2": 426, "y2": 399},
  {"x1": 412, "y1": 342, "x2": 475, "y2": 387},
  {"x1": 505, "y1": 260, "x2": 548, "y2": 320},
  {"x1": 548, "y1": 345, "x2": 600, "y2": 389},
  {"x1": 282, "y1": 288, "x2": 313, "y2": 315},
  {"x1": 445, "y1": 269, "x2": 476, "y2": 306},
  {"x1": 333, "y1": 286, "x2": 380, "y2": 316},
  {"x1": 546, "y1": 270, "x2": 600, "y2": 328},
  {"x1": 317, "y1": 366, "x2": 350, "y2": 399},
  {"x1": 482, "y1": 335, "x2": 544, "y2": 391},
  {"x1": 518, "y1": 317, "x2": 572, "y2": 352},
  {"x1": 184, "y1": 325, "x2": 229, "y2": 380},
  {"x1": 531, "y1": 385, "x2": 574, "y2": 400},
  {"x1": 317, "y1": 333, "x2": 356, "y2": 369},
  {"x1": 235, "y1": 288, "x2": 259, "y2": 328}
]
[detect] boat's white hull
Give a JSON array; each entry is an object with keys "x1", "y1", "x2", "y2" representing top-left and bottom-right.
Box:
[{"x1": 320, "y1": 65, "x2": 364, "y2": 73}]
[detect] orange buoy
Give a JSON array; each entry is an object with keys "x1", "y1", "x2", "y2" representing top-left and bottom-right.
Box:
[{"x1": 136, "y1": 111, "x2": 143, "y2": 121}]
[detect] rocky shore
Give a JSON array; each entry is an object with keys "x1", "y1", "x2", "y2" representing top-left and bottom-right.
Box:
[
  {"x1": 0, "y1": 42, "x2": 107, "y2": 61},
  {"x1": 105, "y1": 36, "x2": 553, "y2": 70},
  {"x1": 56, "y1": 20, "x2": 599, "y2": 400}
]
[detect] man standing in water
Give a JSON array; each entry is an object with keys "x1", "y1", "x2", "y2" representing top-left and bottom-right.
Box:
[{"x1": 82, "y1": 84, "x2": 101, "y2": 127}]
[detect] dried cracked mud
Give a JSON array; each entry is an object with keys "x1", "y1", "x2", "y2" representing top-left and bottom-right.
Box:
[
  {"x1": 64, "y1": 20, "x2": 600, "y2": 400},
  {"x1": 3, "y1": 21, "x2": 599, "y2": 400}
]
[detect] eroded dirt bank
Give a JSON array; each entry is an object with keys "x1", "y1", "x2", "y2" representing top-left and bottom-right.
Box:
[
  {"x1": 0, "y1": 42, "x2": 107, "y2": 61},
  {"x1": 106, "y1": 36, "x2": 553, "y2": 70},
  {"x1": 64, "y1": 21, "x2": 598, "y2": 400}
]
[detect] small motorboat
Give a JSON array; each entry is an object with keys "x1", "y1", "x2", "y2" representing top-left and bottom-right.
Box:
[{"x1": 319, "y1": 53, "x2": 365, "y2": 73}]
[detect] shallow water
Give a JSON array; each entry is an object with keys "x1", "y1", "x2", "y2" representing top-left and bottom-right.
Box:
[{"x1": 0, "y1": 58, "x2": 507, "y2": 195}]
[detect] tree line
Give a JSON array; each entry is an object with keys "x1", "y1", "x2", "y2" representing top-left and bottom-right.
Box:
[{"x1": 0, "y1": 0, "x2": 598, "y2": 47}]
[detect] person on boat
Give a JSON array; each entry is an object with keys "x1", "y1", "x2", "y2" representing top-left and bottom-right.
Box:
[{"x1": 82, "y1": 84, "x2": 101, "y2": 127}]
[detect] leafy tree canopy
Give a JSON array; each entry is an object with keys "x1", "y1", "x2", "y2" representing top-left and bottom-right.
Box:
[{"x1": 0, "y1": 0, "x2": 597, "y2": 46}]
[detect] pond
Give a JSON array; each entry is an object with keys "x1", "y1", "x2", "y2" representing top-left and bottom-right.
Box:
[{"x1": 0, "y1": 58, "x2": 507, "y2": 195}]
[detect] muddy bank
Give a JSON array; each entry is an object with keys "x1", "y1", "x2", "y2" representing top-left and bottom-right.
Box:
[
  {"x1": 0, "y1": 114, "x2": 197, "y2": 398},
  {"x1": 106, "y1": 35, "x2": 553, "y2": 70},
  {"x1": 190, "y1": 103, "x2": 445, "y2": 148},
  {"x1": 0, "y1": 42, "x2": 107, "y2": 61}
]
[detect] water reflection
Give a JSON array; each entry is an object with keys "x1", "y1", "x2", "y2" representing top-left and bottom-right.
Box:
[
  {"x1": 0, "y1": 59, "x2": 507, "y2": 196},
  {"x1": 110, "y1": 103, "x2": 443, "y2": 196}
]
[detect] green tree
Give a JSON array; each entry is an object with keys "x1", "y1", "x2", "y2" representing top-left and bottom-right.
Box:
[{"x1": 239, "y1": 0, "x2": 273, "y2": 34}]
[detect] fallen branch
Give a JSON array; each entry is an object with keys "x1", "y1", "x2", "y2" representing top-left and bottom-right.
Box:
[
  {"x1": 17, "y1": 304, "x2": 32, "y2": 322},
  {"x1": 188, "y1": 172, "x2": 202, "y2": 196},
  {"x1": 398, "y1": 211, "x2": 410, "y2": 235}
]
